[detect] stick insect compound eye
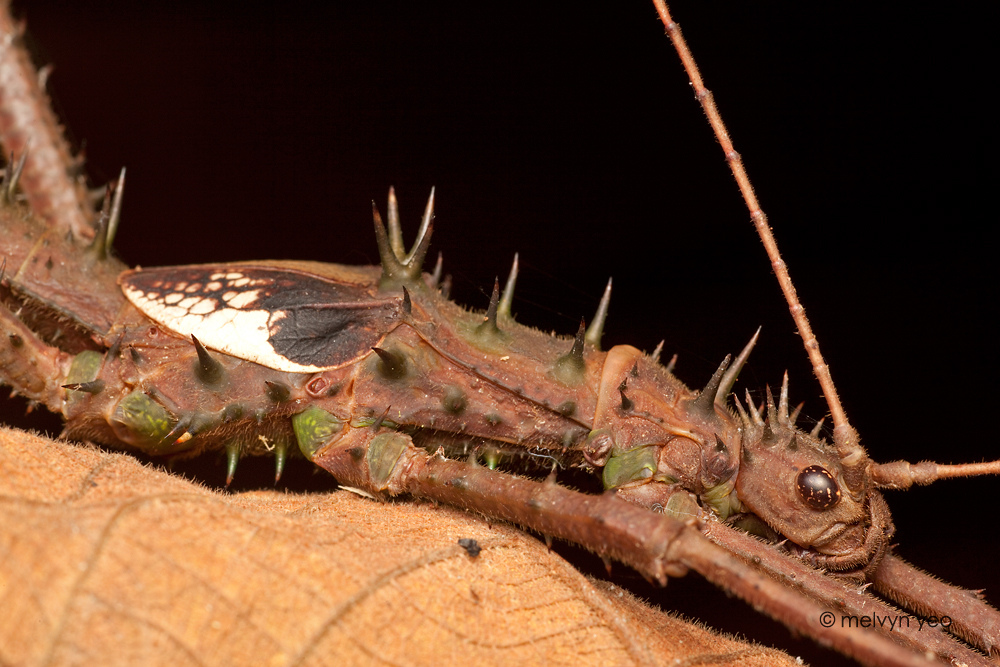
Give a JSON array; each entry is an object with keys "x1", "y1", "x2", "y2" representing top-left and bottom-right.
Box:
[{"x1": 795, "y1": 465, "x2": 841, "y2": 510}]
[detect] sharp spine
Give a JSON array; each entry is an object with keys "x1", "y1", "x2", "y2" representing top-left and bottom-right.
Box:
[
  {"x1": 401, "y1": 286, "x2": 412, "y2": 315},
  {"x1": 225, "y1": 441, "x2": 240, "y2": 487},
  {"x1": 3, "y1": 148, "x2": 28, "y2": 203},
  {"x1": 733, "y1": 395, "x2": 750, "y2": 427},
  {"x1": 585, "y1": 277, "x2": 612, "y2": 350},
  {"x1": 789, "y1": 402, "x2": 804, "y2": 427},
  {"x1": 476, "y1": 278, "x2": 501, "y2": 336},
  {"x1": 664, "y1": 353, "x2": 677, "y2": 375},
  {"x1": 429, "y1": 252, "x2": 444, "y2": 289},
  {"x1": 765, "y1": 385, "x2": 778, "y2": 426},
  {"x1": 778, "y1": 371, "x2": 790, "y2": 424},
  {"x1": 762, "y1": 386, "x2": 777, "y2": 442},
  {"x1": 717, "y1": 327, "x2": 760, "y2": 406},
  {"x1": 371, "y1": 346, "x2": 407, "y2": 379},
  {"x1": 691, "y1": 354, "x2": 731, "y2": 413},
  {"x1": 498, "y1": 253, "x2": 519, "y2": 320},
  {"x1": 373, "y1": 188, "x2": 435, "y2": 288},
  {"x1": 62, "y1": 380, "x2": 105, "y2": 394},
  {"x1": 265, "y1": 380, "x2": 291, "y2": 402},
  {"x1": 191, "y1": 335, "x2": 225, "y2": 385},
  {"x1": 405, "y1": 186, "x2": 435, "y2": 267},
  {"x1": 91, "y1": 184, "x2": 113, "y2": 259},
  {"x1": 274, "y1": 440, "x2": 288, "y2": 484},
  {"x1": 386, "y1": 186, "x2": 405, "y2": 258},
  {"x1": 618, "y1": 378, "x2": 633, "y2": 411},
  {"x1": 105, "y1": 167, "x2": 126, "y2": 250},
  {"x1": 553, "y1": 319, "x2": 587, "y2": 385},
  {"x1": 745, "y1": 390, "x2": 763, "y2": 425}
]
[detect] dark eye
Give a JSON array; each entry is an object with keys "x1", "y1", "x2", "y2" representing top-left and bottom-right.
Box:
[{"x1": 796, "y1": 465, "x2": 841, "y2": 510}]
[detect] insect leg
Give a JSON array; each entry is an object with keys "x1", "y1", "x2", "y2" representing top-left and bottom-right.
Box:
[
  {"x1": 873, "y1": 554, "x2": 1000, "y2": 657},
  {"x1": 0, "y1": 299, "x2": 72, "y2": 413},
  {"x1": 306, "y1": 422, "x2": 946, "y2": 667},
  {"x1": 702, "y1": 513, "x2": 990, "y2": 665}
]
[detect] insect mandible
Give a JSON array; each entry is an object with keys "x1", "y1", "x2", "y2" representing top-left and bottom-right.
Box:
[{"x1": 2, "y1": 2, "x2": 997, "y2": 665}]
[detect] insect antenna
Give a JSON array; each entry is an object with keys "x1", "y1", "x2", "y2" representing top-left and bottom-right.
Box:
[
  {"x1": 651, "y1": 0, "x2": 864, "y2": 478},
  {"x1": 651, "y1": 0, "x2": 1000, "y2": 489}
]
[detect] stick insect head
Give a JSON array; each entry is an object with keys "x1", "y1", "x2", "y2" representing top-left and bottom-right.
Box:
[{"x1": 732, "y1": 380, "x2": 872, "y2": 557}]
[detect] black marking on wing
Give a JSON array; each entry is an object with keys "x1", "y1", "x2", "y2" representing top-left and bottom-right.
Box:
[{"x1": 122, "y1": 265, "x2": 403, "y2": 369}]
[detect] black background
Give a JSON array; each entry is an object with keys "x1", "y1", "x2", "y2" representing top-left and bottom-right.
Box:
[{"x1": 5, "y1": 2, "x2": 997, "y2": 664}]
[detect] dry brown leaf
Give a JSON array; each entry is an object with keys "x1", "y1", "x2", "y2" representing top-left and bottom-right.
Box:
[{"x1": 0, "y1": 427, "x2": 800, "y2": 666}]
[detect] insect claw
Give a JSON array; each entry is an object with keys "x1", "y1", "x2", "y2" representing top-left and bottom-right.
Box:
[
  {"x1": 585, "y1": 277, "x2": 612, "y2": 350},
  {"x1": 651, "y1": 339, "x2": 664, "y2": 362},
  {"x1": 543, "y1": 533, "x2": 553, "y2": 550},
  {"x1": 601, "y1": 555, "x2": 613, "y2": 577},
  {"x1": 498, "y1": 253, "x2": 518, "y2": 320},
  {"x1": 225, "y1": 441, "x2": 240, "y2": 487}
]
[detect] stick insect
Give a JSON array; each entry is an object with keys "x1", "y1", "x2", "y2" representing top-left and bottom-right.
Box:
[{"x1": 3, "y1": 2, "x2": 997, "y2": 665}]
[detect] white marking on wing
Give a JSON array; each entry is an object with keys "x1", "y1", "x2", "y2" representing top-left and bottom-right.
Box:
[
  {"x1": 189, "y1": 298, "x2": 217, "y2": 315},
  {"x1": 123, "y1": 285, "x2": 326, "y2": 373},
  {"x1": 227, "y1": 290, "x2": 260, "y2": 308}
]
